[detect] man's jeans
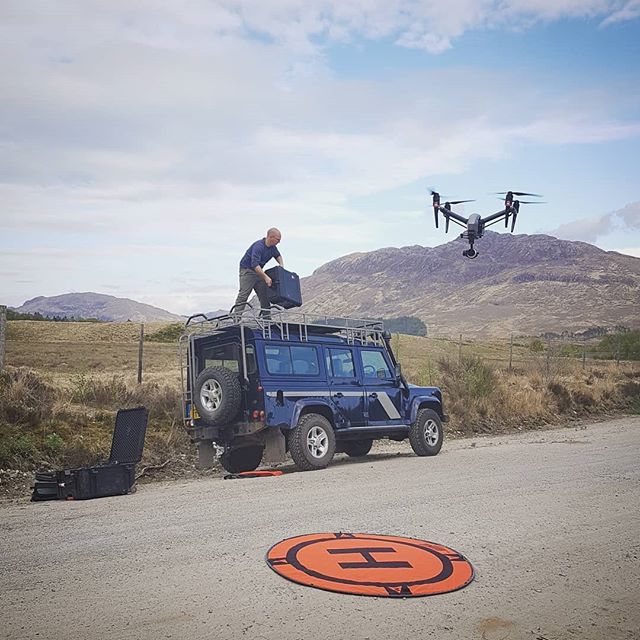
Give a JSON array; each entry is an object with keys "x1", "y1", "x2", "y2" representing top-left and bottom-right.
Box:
[{"x1": 233, "y1": 268, "x2": 271, "y2": 316}]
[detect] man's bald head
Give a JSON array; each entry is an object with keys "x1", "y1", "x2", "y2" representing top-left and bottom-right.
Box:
[{"x1": 265, "y1": 228, "x2": 281, "y2": 247}]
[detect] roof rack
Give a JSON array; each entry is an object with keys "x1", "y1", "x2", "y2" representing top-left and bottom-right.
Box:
[{"x1": 182, "y1": 303, "x2": 387, "y2": 346}]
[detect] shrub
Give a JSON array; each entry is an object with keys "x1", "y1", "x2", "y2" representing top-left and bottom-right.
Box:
[
  {"x1": 547, "y1": 381, "x2": 573, "y2": 412},
  {"x1": 384, "y1": 316, "x2": 428, "y2": 337},
  {"x1": 529, "y1": 339, "x2": 545, "y2": 353},
  {"x1": 43, "y1": 432, "x2": 65, "y2": 457},
  {"x1": 70, "y1": 375, "x2": 132, "y2": 407},
  {"x1": 0, "y1": 367, "x2": 57, "y2": 426},
  {"x1": 597, "y1": 330, "x2": 640, "y2": 360},
  {"x1": 461, "y1": 356, "x2": 496, "y2": 399},
  {"x1": 0, "y1": 432, "x2": 39, "y2": 467},
  {"x1": 560, "y1": 344, "x2": 582, "y2": 358},
  {"x1": 146, "y1": 323, "x2": 184, "y2": 343}
]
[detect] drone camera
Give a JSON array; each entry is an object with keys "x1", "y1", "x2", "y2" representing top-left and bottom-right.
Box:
[{"x1": 462, "y1": 248, "x2": 478, "y2": 259}]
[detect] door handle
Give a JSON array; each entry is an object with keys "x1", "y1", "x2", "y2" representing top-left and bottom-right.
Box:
[
  {"x1": 335, "y1": 392, "x2": 344, "y2": 398},
  {"x1": 369, "y1": 392, "x2": 378, "y2": 399}
]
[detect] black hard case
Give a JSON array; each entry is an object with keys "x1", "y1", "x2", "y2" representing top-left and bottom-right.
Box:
[
  {"x1": 265, "y1": 265, "x2": 302, "y2": 309},
  {"x1": 31, "y1": 407, "x2": 148, "y2": 502},
  {"x1": 56, "y1": 465, "x2": 136, "y2": 500}
]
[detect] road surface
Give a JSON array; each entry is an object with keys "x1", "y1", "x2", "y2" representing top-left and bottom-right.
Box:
[{"x1": 2, "y1": 417, "x2": 639, "y2": 639}]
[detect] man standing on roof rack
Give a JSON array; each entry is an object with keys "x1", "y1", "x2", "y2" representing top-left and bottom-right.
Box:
[{"x1": 233, "y1": 228, "x2": 283, "y2": 317}]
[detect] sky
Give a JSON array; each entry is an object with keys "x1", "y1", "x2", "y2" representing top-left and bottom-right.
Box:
[{"x1": 1, "y1": 0, "x2": 639, "y2": 315}]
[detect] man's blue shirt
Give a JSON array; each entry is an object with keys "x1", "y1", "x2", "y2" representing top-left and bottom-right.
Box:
[{"x1": 239, "y1": 238, "x2": 281, "y2": 270}]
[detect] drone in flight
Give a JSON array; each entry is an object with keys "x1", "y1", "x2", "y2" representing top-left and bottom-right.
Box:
[{"x1": 431, "y1": 190, "x2": 544, "y2": 259}]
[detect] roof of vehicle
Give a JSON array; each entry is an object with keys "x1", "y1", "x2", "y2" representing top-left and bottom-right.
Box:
[{"x1": 182, "y1": 308, "x2": 389, "y2": 348}]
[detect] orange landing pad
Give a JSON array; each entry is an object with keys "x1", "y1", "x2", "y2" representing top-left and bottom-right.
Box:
[
  {"x1": 223, "y1": 470, "x2": 284, "y2": 479},
  {"x1": 266, "y1": 533, "x2": 474, "y2": 597}
]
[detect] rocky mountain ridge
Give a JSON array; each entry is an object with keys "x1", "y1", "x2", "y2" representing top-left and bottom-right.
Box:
[
  {"x1": 299, "y1": 232, "x2": 640, "y2": 337},
  {"x1": 13, "y1": 292, "x2": 184, "y2": 323}
]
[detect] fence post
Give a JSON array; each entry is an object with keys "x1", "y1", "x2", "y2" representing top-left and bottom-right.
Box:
[
  {"x1": 137, "y1": 323, "x2": 144, "y2": 384},
  {"x1": 509, "y1": 333, "x2": 513, "y2": 372},
  {"x1": 458, "y1": 333, "x2": 463, "y2": 364},
  {"x1": 546, "y1": 339, "x2": 551, "y2": 376},
  {"x1": 0, "y1": 305, "x2": 6, "y2": 371},
  {"x1": 582, "y1": 337, "x2": 586, "y2": 369}
]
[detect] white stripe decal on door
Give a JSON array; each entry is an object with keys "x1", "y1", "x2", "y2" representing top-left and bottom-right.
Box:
[{"x1": 376, "y1": 392, "x2": 401, "y2": 420}]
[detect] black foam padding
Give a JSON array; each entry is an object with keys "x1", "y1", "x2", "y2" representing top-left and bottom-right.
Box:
[{"x1": 109, "y1": 407, "x2": 148, "y2": 464}]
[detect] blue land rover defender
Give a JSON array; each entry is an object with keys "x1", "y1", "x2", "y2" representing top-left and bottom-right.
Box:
[{"x1": 180, "y1": 306, "x2": 447, "y2": 473}]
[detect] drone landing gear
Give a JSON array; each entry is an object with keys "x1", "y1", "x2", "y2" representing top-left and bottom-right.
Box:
[{"x1": 462, "y1": 244, "x2": 478, "y2": 259}]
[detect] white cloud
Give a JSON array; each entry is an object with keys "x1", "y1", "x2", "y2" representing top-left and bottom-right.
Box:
[
  {"x1": 1, "y1": 1, "x2": 637, "y2": 61},
  {"x1": 548, "y1": 201, "x2": 640, "y2": 242},
  {"x1": 614, "y1": 201, "x2": 640, "y2": 229},
  {"x1": 612, "y1": 247, "x2": 640, "y2": 257},
  {"x1": 600, "y1": 0, "x2": 640, "y2": 25}
]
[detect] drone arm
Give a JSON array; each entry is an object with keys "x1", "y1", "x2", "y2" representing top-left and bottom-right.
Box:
[
  {"x1": 435, "y1": 206, "x2": 468, "y2": 225},
  {"x1": 446, "y1": 217, "x2": 467, "y2": 229},
  {"x1": 483, "y1": 216, "x2": 508, "y2": 229},
  {"x1": 481, "y1": 207, "x2": 511, "y2": 225}
]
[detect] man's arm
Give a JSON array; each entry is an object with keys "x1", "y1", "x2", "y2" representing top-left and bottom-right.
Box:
[
  {"x1": 249, "y1": 243, "x2": 273, "y2": 287},
  {"x1": 276, "y1": 255, "x2": 284, "y2": 267},
  {"x1": 254, "y1": 266, "x2": 272, "y2": 287}
]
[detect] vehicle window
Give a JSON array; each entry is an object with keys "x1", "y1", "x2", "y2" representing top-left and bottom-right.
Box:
[
  {"x1": 202, "y1": 343, "x2": 239, "y2": 372},
  {"x1": 360, "y1": 349, "x2": 391, "y2": 379},
  {"x1": 291, "y1": 346, "x2": 319, "y2": 376},
  {"x1": 327, "y1": 348, "x2": 355, "y2": 378},
  {"x1": 265, "y1": 345, "x2": 292, "y2": 375},
  {"x1": 245, "y1": 344, "x2": 257, "y2": 375}
]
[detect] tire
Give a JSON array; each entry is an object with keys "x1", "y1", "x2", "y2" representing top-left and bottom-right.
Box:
[
  {"x1": 342, "y1": 439, "x2": 373, "y2": 457},
  {"x1": 289, "y1": 413, "x2": 336, "y2": 471},
  {"x1": 193, "y1": 366, "x2": 241, "y2": 426},
  {"x1": 409, "y1": 408, "x2": 443, "y2": 456},
  {"x1": 220, "y1": 445, "x2": 263, "y2": 473}
]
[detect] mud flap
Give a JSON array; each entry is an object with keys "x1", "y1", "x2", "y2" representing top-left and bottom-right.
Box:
[{"x1": 262, "y1": 428, "x2": 286, "y2": 465}]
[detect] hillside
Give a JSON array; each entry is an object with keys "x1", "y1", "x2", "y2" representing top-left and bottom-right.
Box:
[
  {"x1": 300, "y1": 232, "x2": 640, "y2": 337},
  {"x1": 13, "y1": 292, "x2": 184, "y2": 323}
]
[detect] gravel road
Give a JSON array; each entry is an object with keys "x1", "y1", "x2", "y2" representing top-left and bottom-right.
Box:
[{"x1": 2, "y1": 417, "x2": 639, "y2": 640}]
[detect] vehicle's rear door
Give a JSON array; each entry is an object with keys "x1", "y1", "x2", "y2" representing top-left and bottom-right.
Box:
[{"x1": 324, "y1": 346, "x2": 366, "y2": 428}]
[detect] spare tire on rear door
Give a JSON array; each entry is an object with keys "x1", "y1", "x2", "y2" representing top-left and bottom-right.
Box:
[{"x1": 193, "y1": 366, "x2": 241, "y2": 426}]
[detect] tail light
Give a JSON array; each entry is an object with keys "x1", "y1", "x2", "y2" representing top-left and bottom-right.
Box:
[
  {"x1": 259, "y1": 410, "x2": 265, "y2": 422},
  {"x1": 252, "y1": 410, "x2": 260, "y2": 420}
]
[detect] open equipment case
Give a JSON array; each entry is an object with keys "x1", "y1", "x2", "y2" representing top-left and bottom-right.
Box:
[{"x1": 31, "y1": 406, "x2": 148, "y2": 501}]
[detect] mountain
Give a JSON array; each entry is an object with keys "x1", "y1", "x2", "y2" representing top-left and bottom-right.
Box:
[
  {"x1": 299, "y1": 232, "x2": 640, "y2": 338},
  {"x1": 13, "y1": 292, "x2": 184, "y2": 323}
]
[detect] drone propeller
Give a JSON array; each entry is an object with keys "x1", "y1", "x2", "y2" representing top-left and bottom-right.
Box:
[
  {"x1": 495, "y1": 191, "x2": 543, "y2": 198},
  {"x1": 496, "y1": 198, "x2": 546, "y2": 204},
  {"x1": 447, "y1": 199, "x2": 475, "y2": 206}
]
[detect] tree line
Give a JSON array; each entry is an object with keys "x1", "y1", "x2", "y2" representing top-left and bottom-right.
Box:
[{"x1": 6, "y1": 309, "x2": 102, "y2": 322}]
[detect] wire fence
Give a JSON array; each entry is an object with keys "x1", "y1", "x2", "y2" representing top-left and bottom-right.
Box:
[
  {"x1": 499, "y1": 335, "x2": 632, "y2": 371},
  {"x1": 394, "y1": 330, "x2": 640, "y2": 385}
]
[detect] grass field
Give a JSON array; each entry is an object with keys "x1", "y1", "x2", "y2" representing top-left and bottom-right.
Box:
[{"x1": 1, "y1": 320, "x2": 638, "y2": 478}]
